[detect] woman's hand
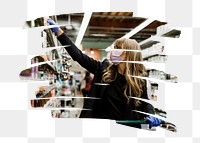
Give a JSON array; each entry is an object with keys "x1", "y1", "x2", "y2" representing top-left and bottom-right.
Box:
[
  {"x1": 47, "y1": 18, "x2": 59, "y2": 33},
  {"x1": 47, "y1": 18, "x2": 63, "y2": 36},
  {"x1": 146, "y1": 116, "x2": 162, "y2": 129}
]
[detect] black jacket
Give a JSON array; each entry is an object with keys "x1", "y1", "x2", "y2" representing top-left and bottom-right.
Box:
[{"x1": 57, "y1": 33, "x2": 155, "y2": 119}]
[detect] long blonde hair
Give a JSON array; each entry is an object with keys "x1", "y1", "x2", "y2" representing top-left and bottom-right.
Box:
[{"x1": 102, "y1": 38, "x2": 147, "y2": 106}]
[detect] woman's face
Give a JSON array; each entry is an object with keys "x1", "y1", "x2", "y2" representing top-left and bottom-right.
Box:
[
  {"x1": 113, "y1": 43, "x2": 127, "y2": 59},
  {"x1": 110, "y1": 49, "x2": 126, "y2": 65}
]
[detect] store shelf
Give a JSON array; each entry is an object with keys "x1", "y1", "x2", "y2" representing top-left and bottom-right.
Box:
[
  {"x1": 146, "y1": 69, "x2": 178, "y2": 83},
  {"x1": 143, "y1": 54, "x2": 166, "y2": 61},
  {"x1": 150, "y1": 82, "x2": 158, "y2": 87},
  {"x1": 162, "y1": 29, "x2": 181, "y2": 38},
  {"x1": 36, "y1": 84, "x2": 56, "y2": 98},
  {"x1": 139, "y1": 36, "x2": 163, "y2": 49}
]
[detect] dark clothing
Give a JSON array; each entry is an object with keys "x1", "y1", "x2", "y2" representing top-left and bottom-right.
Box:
[
  {"x1": 57, "y1": 33, "x2": 154, "y2": 120},
  {"x1": 85, "y1": 76, "x2": 93, "y2": 91},
  {"x1": 82, "y1": 76, "x2": 92, "y2": 97},
  {"x1": 101, "y1": 72, "x2": 127, "y2": 120},
  {"x1": 82, "y1": 88, "x2": 89, "y2": 97}
]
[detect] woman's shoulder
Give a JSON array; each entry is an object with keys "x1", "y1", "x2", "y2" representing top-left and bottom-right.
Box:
[
  {"x1": 101, "y1": 58, "x2": 109, "y2": 64},
  {"x1": 99, "y1": 59, "x2": 110, "y2": 71}
]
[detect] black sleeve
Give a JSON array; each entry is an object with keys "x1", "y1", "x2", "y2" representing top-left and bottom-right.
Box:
[
  {"x1": 57, "y1": 32, "x2": 100, "y2": 74},
  {"x1": 139, "y1": 101, "x2": 155, "y2": 115}
]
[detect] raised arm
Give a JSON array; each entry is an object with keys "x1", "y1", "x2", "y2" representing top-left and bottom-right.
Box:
[{"x1": 47, "y1": 19, "x2": 100, "y2": 74}]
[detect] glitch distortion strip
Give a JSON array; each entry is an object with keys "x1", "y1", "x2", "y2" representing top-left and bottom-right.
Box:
[{"x1": 20, "y1": 15, "x2": 181, "y2": 132}]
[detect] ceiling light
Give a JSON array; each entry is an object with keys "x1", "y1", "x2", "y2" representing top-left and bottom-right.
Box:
[
  {"x1": 91, "y1": 50, "x2": 94, "y2": 55},
  {"x1": 91, "y1": 34, "x2": 107, "y2": 37}
]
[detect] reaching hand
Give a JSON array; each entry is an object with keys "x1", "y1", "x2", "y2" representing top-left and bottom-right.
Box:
[
  {"x1": 47, "y1": 18, "x2": 59, "y2": 34},
  {"x1": 146, "y1": 116, "x2": 162, "y2": 129}
]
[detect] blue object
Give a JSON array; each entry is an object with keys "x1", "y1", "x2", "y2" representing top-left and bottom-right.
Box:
[
  {"x1": 146, "y1": 116, "x2": 162, "y2": 129},
  {"x1": 47, "y1": 18, "x2": 59, "y2": 34},
  {"x1": 58, "y1": 75, "x2": 64, "y2": 86}
]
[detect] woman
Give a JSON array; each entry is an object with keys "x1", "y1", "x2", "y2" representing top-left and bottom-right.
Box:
[{"x1": 47, "y1": 19, "x2": 161, "y2": 128}]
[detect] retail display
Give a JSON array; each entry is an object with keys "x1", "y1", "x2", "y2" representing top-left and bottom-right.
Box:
[
  {"x1": 146, "y1": 69, "x2": 177, "y2": 82},
  {"x1": 156, "y1": 24, "x2": 181, "y2": 38},
  {"x1": 20, "y1": 14, "x2": 182, "y2": 131},
  {"x1": 149, "y1": 82, "x2": 158, "y2": 101},
  {"x1": 141, "y1": 25, "x2": 180, "y2": 85},
  {"x1": 21, "y1": 17, "x2": 81, "y2": 118}
]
